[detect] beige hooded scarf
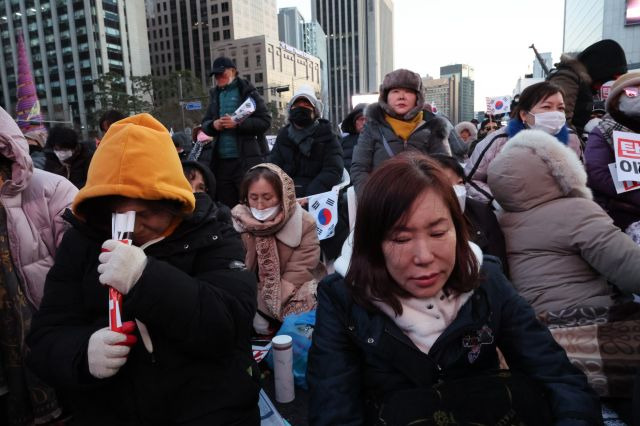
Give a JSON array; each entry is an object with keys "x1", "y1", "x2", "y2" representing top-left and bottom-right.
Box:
[{"x1": 232, "y1": 163, "x2": 325, "y2": 320}]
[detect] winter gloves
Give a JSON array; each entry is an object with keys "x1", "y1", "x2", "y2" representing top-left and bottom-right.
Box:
[
  {"x1": 87, "y1": 321, "x2": 137, "y2": 379},
  {"x1": 91, "y1": 241, "x2": 148, "y2": 378},
  {"x1": 98, "y1": 240, "x2": 148, "y2": 295}
]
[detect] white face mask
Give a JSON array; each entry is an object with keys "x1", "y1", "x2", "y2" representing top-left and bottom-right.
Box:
[
  {"x1": 54, "y1": 149, "x2": 74, "y2": 162},
  {"x1": 250, "y1": 205, "x2": 281, "y2": 221},
  {"x1": 453, "y1": 184, "x2": 466, "y2": 212},
  {"x1": 528, "y1": 111, "x2": 566, "y2": 135}
]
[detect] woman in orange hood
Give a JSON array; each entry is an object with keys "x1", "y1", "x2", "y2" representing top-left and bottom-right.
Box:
[{"x1": 27, "y1": 114, "x2": 260, "y2": 425}]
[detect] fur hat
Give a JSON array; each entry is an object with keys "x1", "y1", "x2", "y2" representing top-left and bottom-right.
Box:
[
  {"x1": 605, "y1": 72, "x2": 640, "y2": 111},
  {"x1": 454, "y1": 121, "x2": 477, "y2": 141},
  {"x1": 378, "y1": 69, "x2": 425, "y2": 120},
  {"x1": 578, "y1": 39, "x2": 628, "y2": 85},
  {"x1": 288, "y1": 85, "x2": 323, "y2": 117}
]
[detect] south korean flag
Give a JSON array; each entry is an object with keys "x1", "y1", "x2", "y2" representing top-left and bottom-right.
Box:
[{"x1": 308, "y1": 190, "x2": 339, "y2": 240}]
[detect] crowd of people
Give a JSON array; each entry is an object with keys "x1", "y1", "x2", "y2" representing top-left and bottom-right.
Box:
[{"x1": 0, "y1": 37, "x2": 639, "y2": 426}]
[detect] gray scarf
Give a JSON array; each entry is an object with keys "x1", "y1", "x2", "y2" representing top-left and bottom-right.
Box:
[{"x1": 287, "y1": 121, "x2": 319, "y2": 156}]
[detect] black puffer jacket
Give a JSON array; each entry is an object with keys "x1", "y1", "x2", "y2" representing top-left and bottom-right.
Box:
[
  {"x1": 340, "y1": 133, "x2": 359, "y2": 173},
  {"x1": 201, "y1": 78, "x2": 271, "y2": 171},
  {"x1": 308, "y1": 257, "x2": 601, "y2": 426},
  {"x1": 350, "y1": 104, "x2": 450, "y2": 194},
  {"x1": 27, "y1": 196, "x2": 259, "y2": 426},
  {"x1": 270, "y1": 119, "x2": 344, "y2": 197}
]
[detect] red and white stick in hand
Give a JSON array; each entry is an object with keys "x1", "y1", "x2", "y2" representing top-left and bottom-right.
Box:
[{"x1": 107, "y1": 211, "x2": 135, "y2": 331}]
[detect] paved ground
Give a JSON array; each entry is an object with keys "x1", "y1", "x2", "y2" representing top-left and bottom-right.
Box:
[{"x1": 261, "y1": 369, "x2": 309, "y2": 426}]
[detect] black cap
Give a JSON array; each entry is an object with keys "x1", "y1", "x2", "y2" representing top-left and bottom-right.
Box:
[{"x1": 209, "y1": 56, "x2": 236, "y2": 76}]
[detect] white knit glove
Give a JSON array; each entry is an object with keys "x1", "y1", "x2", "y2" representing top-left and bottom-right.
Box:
[
  {"x1": 98, "y1": 240, "x2": 148, "y2": 295},
  {"x1": 87, "y1": 327, "x2": 132, "y2": 379}
]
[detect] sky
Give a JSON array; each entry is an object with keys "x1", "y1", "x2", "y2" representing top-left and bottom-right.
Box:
[{"x1": 276, "y1": 0, "x2": 565, "y2": 112}]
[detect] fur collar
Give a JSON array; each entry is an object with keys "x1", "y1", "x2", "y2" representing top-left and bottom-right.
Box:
[
  {"x1": 501, "y1": 129, "x2": 591, "y2": 200},
  {"x1": 556, "y1": 54, "x2": 592, "y2": 86}
]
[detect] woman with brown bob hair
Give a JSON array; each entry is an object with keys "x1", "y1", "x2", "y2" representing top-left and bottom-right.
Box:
[{"x1": 307, "y1": 152, "x2": 600, "y2": 425}]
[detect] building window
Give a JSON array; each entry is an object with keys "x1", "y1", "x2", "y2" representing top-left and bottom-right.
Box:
[
  {"x1": 222, "y1": 16, "x2": 229, "y2": 26},
  {"x1": 221, "y1": 2, "x2": 229, "y2": 12},
  {"x1": 255, "y1": 73, "x2": 263, "y2": 83},
  {"x1": 212, "y1": 18, "x2": 218, "y2": 27},
  {"x1": 223, "y1": 29, "x2": 230, "y2": 39},
  {"x1": 211, "y1": 4, "x2": 218, "y2": 14},
  {"x1": 244, "y1": 74, "x2": 251, "y2": 81},
  {"x1": 244, "y1": 56, "x2": 249, "y2": 68},
  {"x1": 213, "y1": 31, "x2": 220, "y2": 41},
  {"x1": 256, "y1": 54, "x2": 261, "y2": 66}
]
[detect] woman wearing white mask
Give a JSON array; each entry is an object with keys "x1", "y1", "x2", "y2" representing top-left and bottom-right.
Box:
[
  {"x1": 43, "y1": 126, "x2": 94, "y2": 189},
  {"x1": 465, "y1": 82, "x2": 582, "y2": 202},
  {"x1": 585, "y1": 72, "x2": 640, "y2": 232},
  {"x1": 232, "y1": 163, "x2": 326, "y2": 334}
]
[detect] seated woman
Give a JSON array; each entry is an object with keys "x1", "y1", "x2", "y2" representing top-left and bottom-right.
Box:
[
  {"x1": 0, "y1": 107, "x2": 77, "y2": 426},
  {"x1": 350, "y1": 68, "x2": 450, "y2": 194},
  {"x1": 269, "y1": 86, "x2": 343, "y2": 199},
  {"x1": 232, "y1": 163, "x2": 325, "y2": 334},
  {"x1": 27, "y1": 114, "x2": 260, "y2": 425},
  {"x1": 488, "y1": 129, "x2": 640, "y2": 399},
  {"x1": 465, "y1": 81, "x2": 582, "y2": 202},
  {"x1": 308, "y1": 152, "x2": 600, "y2": 425},
  {"x1": 584, "y1": 72, "x2": 640, "y2": 231},
  {"x1": 488, "y1": 129, "x2": 640, "y2": 315}
]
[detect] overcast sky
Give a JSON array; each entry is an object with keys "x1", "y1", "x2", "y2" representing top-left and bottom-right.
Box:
[{"x1": 276, "y1": 0, "x2": 565, "y2": 111}]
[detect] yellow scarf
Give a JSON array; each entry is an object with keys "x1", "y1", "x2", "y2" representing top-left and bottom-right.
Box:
[{"x1": 384, "y1": 111, "x2": 424, "y2": 142}]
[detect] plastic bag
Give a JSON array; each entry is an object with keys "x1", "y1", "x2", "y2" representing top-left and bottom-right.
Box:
[{"x1": 266, "y1": 310, "x2": 316, "y2": 389}]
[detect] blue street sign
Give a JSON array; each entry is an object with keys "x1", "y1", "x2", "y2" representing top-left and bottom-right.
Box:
[{"x1": 185, "y1": 101, "x2": 202, "y2": 111}]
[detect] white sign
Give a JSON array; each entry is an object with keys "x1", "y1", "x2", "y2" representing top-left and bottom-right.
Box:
[
  {"x1": 308, "y1": 190, "x2": 339, "y2": 240},
  {"x1": 608, "y1": 163, "x2": 640, "y2": 194},
  {"x1": 613, "y1": 131, "x2": 640, "y2": 182},
  {"x1": 231, "y1": 97, "x2": 256, "y2": 123},
  {"x1": 485, "y1": 96, "x2": 512, "y2": 115}
]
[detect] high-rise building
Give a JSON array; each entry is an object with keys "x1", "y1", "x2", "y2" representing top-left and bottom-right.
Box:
[
  {"x1": 303, "y1": 21, "x2": 329, "y2": 120},
  {"x1": 0, "y1": 0, "x2": 150, "y2": 132},
  {"x1": 312, "y1": 0, "x2": 394, "y2": 124},
  {"x1": 440, "y1": 64, "x2": 475, "y2": 123},
  {"x1": 532, "y1": 52, "x2": 553, "y2": 78},
  {"x1": 563, "y1": 0, "x2": 640, "y2": 69},
  {"x1": 423, "y1": 76, "x2": 457, "y2": 120},
  {"x1": 212, "y1": 35, "x2": 321, "y2": 122},
  {"x1": 278, "y1": 7, "x2": 304, "y2": 50},
  {"x1": 145, "y1": 0, "x2": 278, "y2": 86}
]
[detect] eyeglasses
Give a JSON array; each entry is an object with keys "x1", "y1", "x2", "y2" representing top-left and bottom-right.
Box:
[{"x1": 623, "y1": 86, "x2": 639, "y2": 97}]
